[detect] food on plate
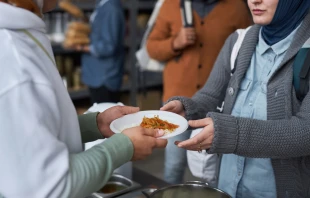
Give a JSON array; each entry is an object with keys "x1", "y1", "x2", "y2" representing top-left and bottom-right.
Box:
[{"x1": 140, "y1": 115, "x2": 179, "y2": 134}]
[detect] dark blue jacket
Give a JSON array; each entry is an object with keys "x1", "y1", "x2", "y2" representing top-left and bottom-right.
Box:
[{"x1": 82, "y1": 0, "x2": 125, "y2": 91}]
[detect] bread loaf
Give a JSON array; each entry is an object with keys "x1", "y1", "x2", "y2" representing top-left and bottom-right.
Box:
[
  {"x1": 68, "y1": 22, "x2": 91, "y2": 34},
  {"x1": 63, "y1": 21, "x2": 91, "y2": 49},
  {"x1": 66, "y1": 29, "x2": 88, "y2": 39}
]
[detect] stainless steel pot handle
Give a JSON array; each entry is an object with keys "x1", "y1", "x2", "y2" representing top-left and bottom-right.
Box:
[
  {"x1": 185, "y1": 181, "x2": 209, "y2": 186},
  {"x1": 141, "y1": 188, "x2": 157, "y2": 198}
]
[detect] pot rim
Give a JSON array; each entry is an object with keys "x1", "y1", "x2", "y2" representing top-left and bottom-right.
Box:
[{"x1": 148, "y1": 182, "x2": 232, "y2": 198}]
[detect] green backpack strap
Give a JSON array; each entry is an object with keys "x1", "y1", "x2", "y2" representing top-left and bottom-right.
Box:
[
  {"x1": 293, "y1": 39, "x2": 310, "y2": 101},
  {"x1": 21, "y1": 30, "x2": 56, "y2": 66}
]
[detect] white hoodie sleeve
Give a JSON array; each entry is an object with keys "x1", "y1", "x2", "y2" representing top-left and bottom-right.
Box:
[{"x1": 0, "y1": 81, "x2": 134, "y2": 198}]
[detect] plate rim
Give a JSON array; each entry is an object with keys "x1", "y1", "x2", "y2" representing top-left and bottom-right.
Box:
[{"x1": 109, "y1": 110, "x2": 188, "y2": 138}]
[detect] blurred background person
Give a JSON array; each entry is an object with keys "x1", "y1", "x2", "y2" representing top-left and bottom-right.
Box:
[
  {"x1": 147, "y1": 0, "x2": 252, "y2": 184},
  {"x1": 78, "y1": 0, "x2": 125, "y2": 104}
]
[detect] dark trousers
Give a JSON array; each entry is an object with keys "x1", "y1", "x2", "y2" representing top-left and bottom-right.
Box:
[{"x1": 89, "y1": 84, "x2": 120, "y2": 104}]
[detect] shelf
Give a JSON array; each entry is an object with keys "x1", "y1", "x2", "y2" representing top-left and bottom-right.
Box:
[
  {"x1": 138, "y1": 1, "x2": 156, "y2": 9},
  {"x1": 69, "y1": 87, "x2": 89, "y2": 100},
  {"x1": 123, "y1": 1, "x2": 156, "y2": 10},
  {"x1": 125, "y1": 36, "x2": 143, "y2": 48},
  {"x1": 67, "y1": 71, "x2": 162, "y2": 100},
  {"x1": 49, "y1": 0, "x2": 157, "y2": 105},
  {"x1": 139, "y1": 70, "x2": 163, "y2": 89},
  {"x1": 51, "y1": 1, "x2": 155, "y2": 12},
  {"x1": 122, "y1": 71, "x2": 162, "y2": 92},
  {"x1": 52, "y1": 38, "x2": 137, "y2": 54},
  {"x1": 52, "y1": 44, "x2": 79, "y2": 54}
]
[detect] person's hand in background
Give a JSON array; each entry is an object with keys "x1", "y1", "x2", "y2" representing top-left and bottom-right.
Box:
[
  {"x1": 160, "y1": 100, "x2": 185, "y2": 117},
  {"x1": 172, "y1": 27, "x2": 196, "y2": 51},
  {"x1": 123, "y1": 127, "x2": 168, "y2": 161},
  {"x1": 74, "y1": 45, "x2": 90, "y2": 52},
  {"x1": 82, "y1": 45, "x2": 90, "y2": 52},
  {"x1": 96, "y1": 106, "x2": 140, "y2": 138}
]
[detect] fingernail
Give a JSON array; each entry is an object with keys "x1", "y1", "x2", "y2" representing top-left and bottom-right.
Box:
[
  {"x1": 178, "y1": 144, "x2": 183, "y2": 148},
  {"x1": 174, "y1": 141, "x2": 182, "y2": 147},
  {"x1": 157, "y1": 130, "x2": 164, "y2": 136}
]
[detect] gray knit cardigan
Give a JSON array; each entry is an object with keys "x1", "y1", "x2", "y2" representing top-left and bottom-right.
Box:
[{"x1": 170, "y1": 11, "x2": 310, "y2": 198}]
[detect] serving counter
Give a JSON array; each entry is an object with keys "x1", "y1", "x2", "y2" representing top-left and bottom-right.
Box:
[{"x1": 88, "y1": 168, "x2": 168, "y2": 198}]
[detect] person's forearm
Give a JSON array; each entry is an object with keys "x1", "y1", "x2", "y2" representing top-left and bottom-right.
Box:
[
  {"x1": 61, "y1": 134, "x2": 133, "y2": 198},
  {"x1": 78, "y1": 113, "x2": 104, "y2": 143},
  {"x1": 207, "y1": 111, "x2": 310, "y2": 159}
]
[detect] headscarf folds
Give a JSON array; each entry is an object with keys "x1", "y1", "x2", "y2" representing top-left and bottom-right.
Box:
[{"x1": 262, "y1": 0, "x2": 310, "y2": 45}]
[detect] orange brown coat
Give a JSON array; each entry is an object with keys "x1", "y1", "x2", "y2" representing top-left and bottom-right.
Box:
[{"x1": 147, "y1": 0, "x2": 252, "y2": 101}]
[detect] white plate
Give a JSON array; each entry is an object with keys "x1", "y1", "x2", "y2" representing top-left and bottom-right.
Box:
[{"x1": 110, "y1": 110, "x2": 188, "y2": 139}]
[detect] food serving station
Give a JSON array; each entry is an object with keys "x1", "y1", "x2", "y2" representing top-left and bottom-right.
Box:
[
  {"x1": 86, "y1": 168, "x2": 169, "y2": 198},
  {"x1": 85, "y1": 104, "x2": 231, "y2": 198}
]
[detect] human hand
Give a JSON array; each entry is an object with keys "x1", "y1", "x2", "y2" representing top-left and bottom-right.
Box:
[
  {"x1": 74, "y1": 45, "x2": 83, "y2": 51},
  {"x1": 175, "y1": 118, "x2": 214, "y2": 151},
  {"x1": 123, "y1": 127, "x2": 168, "y2": 161},
  {"x1": 172, "y1": 27, "x2": 196, "y2": 50},
  {"x1": 160, "y1": 100, "x2": 185, "y2": 117},
  {"x1": 74, "y1": 45, "x2": 90, "y2": 52},
  {"x1": 82, "y1": 45, "x2": 90, "y2": 52},
  {"x1": 96, "y1": 106, "x2": 140, "y2": 138}
]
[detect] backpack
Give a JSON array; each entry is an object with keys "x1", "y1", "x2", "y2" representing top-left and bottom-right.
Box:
[
  {"x1": 136, "y1": 0, "x2": 193, "y2": 72},
  {"x1": 231, "y1": 26, "x2": 310, "y2": 101}
]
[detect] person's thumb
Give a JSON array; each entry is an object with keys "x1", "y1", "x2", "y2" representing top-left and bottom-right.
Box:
[
  {"x1": 160, "y1": 101, "x2": 175, "y2": 111},
  {"x1": 188, "y1": 118, "x2": 212, "y2": 128},
  {"x1": 143, "y1": 128, "x2": 165, "y2": 138},
  {"x1": 155, "y1": 139, "x2": 168, "y2": 148},
  {"x1": 121, "y1": 106, "x2": 140, "y2": 115}
]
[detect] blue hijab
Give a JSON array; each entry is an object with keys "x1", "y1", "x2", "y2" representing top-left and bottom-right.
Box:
[{"x1": 262, "y1": 0, "x2": 310, "y2": 45}]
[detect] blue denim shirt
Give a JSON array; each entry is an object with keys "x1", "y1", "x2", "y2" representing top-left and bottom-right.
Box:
[
  {"x1": 192, "y1": 0, "x2": 218, "y2": 18},
  {"x1": 218, "y1": 26, "x2": 299, "y2": 198},
  {"x1": 82, "y1": 0, "x2": 125, "y2": 91}
]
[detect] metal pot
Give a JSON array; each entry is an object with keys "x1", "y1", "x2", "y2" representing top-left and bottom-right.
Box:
[{"x1": 142, "y1": 181, "x2": 231, "y2": 198}]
